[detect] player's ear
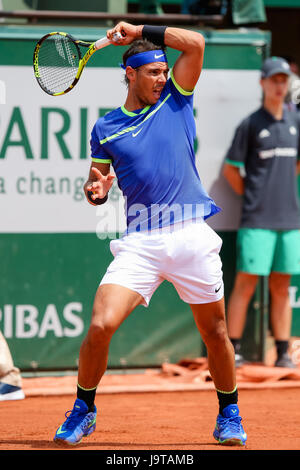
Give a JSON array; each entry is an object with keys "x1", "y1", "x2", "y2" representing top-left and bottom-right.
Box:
[
  {"x1": 126, "y1": 66, "x2": 136, "y2": 84},
  {"x1": 259, "y1": 78, "x2": 265, "y2": 90}
]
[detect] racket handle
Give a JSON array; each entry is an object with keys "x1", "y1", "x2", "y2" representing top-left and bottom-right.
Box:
[{"x1": 94, "y1": 32, "x2": 122, "y2": 50}]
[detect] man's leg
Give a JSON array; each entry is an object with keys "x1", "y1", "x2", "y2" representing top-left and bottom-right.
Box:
[
  {"x1": 190, "y1": 298, "x2": 235, "y2": 392},
  {"x1": 190, "y1": 298, "x2": 247, "y2": 445},
  {"x1": 54, "y1": 283, "x2": 144, "y2": 445},
  {"x1": 226, "y1": 272, "x2": 258, "y2": 363},
  {"x1": 226, "y1": 272, "x2": 258, "y2": 340},
  {"x1": 78, "y1": 283, "x2": 144, "y2": 391},
  {"x1": 269, "y1": 272, "x2": 294, "y2": 367},
  {"x1": 228, "y1": 228, "x2": 275, "y2": 362}
]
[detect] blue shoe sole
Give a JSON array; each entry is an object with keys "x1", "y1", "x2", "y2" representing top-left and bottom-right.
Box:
[
  {"x1": 54, "y1": 438, "x2": 82, "y2": 446},
  {"x1": 213, "y1": 430, "x2": 246, "y2": 446},
  {"x1": 54, "y1": 424, "x2": 96, "y2": 446},
  {"x1": 217, "y1": 437, "x2": 246, "y2": 446}
]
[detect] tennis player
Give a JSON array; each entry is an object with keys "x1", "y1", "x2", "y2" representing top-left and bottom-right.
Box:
[{"x1": 54, "y1": 22, "x2": 247, "y2": 447}]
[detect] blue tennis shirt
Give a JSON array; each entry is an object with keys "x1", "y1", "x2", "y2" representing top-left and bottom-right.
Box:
[{"x1": 90, "y1": 70, "x2": 220, "y2": 233}]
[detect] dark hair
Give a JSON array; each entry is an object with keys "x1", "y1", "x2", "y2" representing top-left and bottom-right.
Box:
[{"x1": 122, "y1": 39, "x2": 166, "y2": 86}]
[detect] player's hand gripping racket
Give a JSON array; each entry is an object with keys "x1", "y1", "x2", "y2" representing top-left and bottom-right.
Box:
[{"x1": 33, "y1": 31, "x2": 123, "y2": 96}]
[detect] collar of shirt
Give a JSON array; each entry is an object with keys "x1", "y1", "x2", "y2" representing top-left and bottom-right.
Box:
[{"x1": 261, "y1": 106, "x2": 288, "y2": 122}]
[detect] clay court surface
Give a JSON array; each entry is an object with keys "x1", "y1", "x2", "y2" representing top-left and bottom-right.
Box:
[{"x1": 0, "y1": 387, "x2": 299, "y2": 451}]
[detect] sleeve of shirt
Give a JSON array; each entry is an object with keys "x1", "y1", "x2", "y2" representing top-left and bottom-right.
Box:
[
  {"x1": 90, "y1": 122, "x2": 112, "y2": 164},
  {"x1": 225, "y1": 117, "x2": 250, "y2": 168},
  {"x1": 169, "y1": 70, "x2": 195, "y2": 140},
  {"x1": 169, "y1": 69, "x2": 194, "y2": 108}
]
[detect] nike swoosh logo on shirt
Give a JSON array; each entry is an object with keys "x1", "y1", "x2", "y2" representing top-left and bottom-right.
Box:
[
  {"x1": 100, "y1": 93, "x2": 171, "y2": 145},
  {"x1": 132, "y1": 128, "x2": 143, "y2": 137},
  {"x1": 154, "y1": 54, "x2": 165, "y2": 59}
]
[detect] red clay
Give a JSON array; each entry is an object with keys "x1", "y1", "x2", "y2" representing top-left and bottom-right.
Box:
[{"x1": 0, "y1": 388, "x2": 299, "y2": 450}]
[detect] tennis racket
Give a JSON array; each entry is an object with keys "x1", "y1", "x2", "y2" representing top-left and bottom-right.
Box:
[{"x1": 33, "y1": 31, "x2": 122, "y2": 96}]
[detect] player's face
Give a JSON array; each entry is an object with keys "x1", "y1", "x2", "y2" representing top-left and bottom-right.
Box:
[
  {"x1": 132, "y1": 62, "x2": 169, "y2": 106},
  {"x1": 261, "y1": 73, "x2": 289, "y2": 102}
]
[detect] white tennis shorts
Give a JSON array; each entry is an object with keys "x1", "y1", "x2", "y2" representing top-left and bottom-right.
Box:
[{"x1": 100, "y1": 220, "x2": 224, "y2": 306}]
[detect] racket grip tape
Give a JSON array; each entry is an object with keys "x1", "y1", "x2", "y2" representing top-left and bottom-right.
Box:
[
  {"x1": 87, "y1": 191, "x2": 108, "y2": 205},
  {"x1": 94, "y1": 32, "x2": 122, "y2": 50}
]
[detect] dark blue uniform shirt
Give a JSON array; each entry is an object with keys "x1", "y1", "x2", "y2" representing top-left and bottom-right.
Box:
[{"x1": 225, "y1": 107, "x2": 300, "y2": 230}]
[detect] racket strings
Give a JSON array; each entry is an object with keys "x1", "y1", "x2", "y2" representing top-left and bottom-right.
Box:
[{"x1": 37, "y1": 35, "x2": 81, "y2": 94}]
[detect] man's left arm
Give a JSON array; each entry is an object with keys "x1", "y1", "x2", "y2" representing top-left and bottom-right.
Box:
[{"x1": 164, "y1": 28, "x2": 205, "y2": 92}]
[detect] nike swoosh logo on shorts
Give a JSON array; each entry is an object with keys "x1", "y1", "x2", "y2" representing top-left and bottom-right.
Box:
[
  {"x1": 132, "y1": 128, "x2": 143, "y2": 137},
  {"x1": 154, "y1": 54, "x2": 165, "y2": 59},
  {"x1": 215, "y1": 284, "x2": 222, "y2": 293}
]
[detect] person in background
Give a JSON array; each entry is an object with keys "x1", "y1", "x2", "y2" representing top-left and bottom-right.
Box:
[
  {"x1": 223, "y1": 57, "x2": 300, "y2": 369},
  {"x1": 0, "y1": 331, "x2": 25, "y2": 401},
  {"x1": 282, "y1": 56, "x2": 300, "y2": 111}
]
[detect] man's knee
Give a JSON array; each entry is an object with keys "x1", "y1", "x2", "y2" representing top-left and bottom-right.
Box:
[
  {"x1": 87, "y1": 308, "x2": 118, "y2": 344},
  {"x1": 269, "y1": 273, "x2": 291, "y2": 298},
  {"x1": 233, "y1": 272, "x2": 258, "y2": 299},
  {"x1": 201, "y1": 319, "x2": 230, "y2": 349}
]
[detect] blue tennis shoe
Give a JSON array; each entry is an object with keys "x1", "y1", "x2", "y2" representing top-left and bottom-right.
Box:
[
  {"x1": 54, "y1": 398, "x2": 97, "y2": 446},
  {"x1": 213, "y1": 404, "x2": 247, "y2": 446}
]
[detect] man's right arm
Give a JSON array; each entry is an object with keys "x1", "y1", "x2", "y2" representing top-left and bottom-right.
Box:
[
  {"x1": 223, "y1": 117, "x2": 250, "y2": 195},
  {"x1": 223, "y1": 163, "x2": 245, "y2": 196}
]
